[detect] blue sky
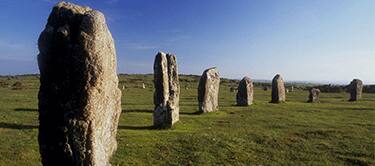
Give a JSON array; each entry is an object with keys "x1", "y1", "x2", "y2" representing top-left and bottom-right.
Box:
[{"x1": 0, "y1": 0, "x2": 374, "y2": 84}]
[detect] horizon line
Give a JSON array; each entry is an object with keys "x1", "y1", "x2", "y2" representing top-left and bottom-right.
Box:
[{"x1": 1, "y1": 73, "x2": 373, "y2": 85}]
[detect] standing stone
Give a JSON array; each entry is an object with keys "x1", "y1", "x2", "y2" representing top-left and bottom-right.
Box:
[
  {"x1": 271, "y1": 74, "x2": 286, "y2": 103},
  {"x1": 37, "y1": 2, "x2": 121, "y2": 166},
  {"x1": 236, "y1": 76, "x2": 254, "y2": 106},
  {"x1": 153, "y1": 52, "x2": 180, "y2": 128},
  {"x1": 348, "y1": 79, "x2": 363, "y2": 101},
  {"x1": 142, "y1": 83, "x2": 146, "y2": 89},
  {"x1": 230, "y1": 87, "x2": 236, "y2": 92},
  {"x1": 308, "y1": 88, "x2": 321, "y2": 103},
  {"x1": 198, "y1": 67, "x2": 220, "y2": 113}
]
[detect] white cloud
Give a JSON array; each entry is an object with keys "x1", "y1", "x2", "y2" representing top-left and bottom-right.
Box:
[
  {"x1": 0, "y1": 54, "x2": 35, "y2": 62},
  {"x1": 0, "y1": 40, "x2": 24, "y2": 49},
  {"x1": 121, "y1": 41, "x2": 158, "y2": 50},
  {"x1": 127, "y1": 43, "x2": 158, "y2": 50},
  {"x1": 166, "y1": 34, "x2": 190, "y2": 43},
  {"x1": 42, "y1": 0, "x2": 58, "y2": 3}
]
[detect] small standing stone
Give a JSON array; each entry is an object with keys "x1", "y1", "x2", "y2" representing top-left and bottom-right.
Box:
[
  {"x1": 308, "y1": 88, "x2": 320, "y2": 103},
  {"x1": 11, "y1": 81, "x2": 23, "y2": 90},
  {"x1": 236, "y1": 76, "x2": 254, "y2": 106},
  {"x1": 153, "y1": 52, "x2": 180, "y2": 128},
  {"x1": 142, "y1": 83, "x2": 146, "y2": 89},
  {"x1": 348, "y1": 79, "x2": 363, "y2": 101},
  {"x1": 37, "y1": 2, "x2": 121, "y2": 166},
  {"x1": 198, "y1": 67, "x2": 220, "y2": 113},
  {"x1": 271, "y1": 74, "x2": 286, "y2": 103},
  {"x1": 230, "y1": 87, "x2": 236, "y2": 92}
]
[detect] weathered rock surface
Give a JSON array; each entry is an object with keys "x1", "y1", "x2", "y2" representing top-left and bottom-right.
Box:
[
  {"x1": 348, "y1": 79, "x2": 363, "y2": 101},
  {"x1": 271, "y1": 74, "x2": 286, "y2": 103},
  {"x1": 308, "y1": 88, "x2": 320, "y2": 103},
  {"x1": 198, "y1": 67, "x2": 220, "y2": 113},
  {"x1": 236, "y1": 76, "x2": 254, "y2": 106},
  {"x1": 37, "y1": 2, "x2": 121, "y2": 165},
  {"x1": 153, "y1": 52, "x2": 180, "y2": 128}
]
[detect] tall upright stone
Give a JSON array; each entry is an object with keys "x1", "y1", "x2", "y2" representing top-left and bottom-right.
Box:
[
  {"x1": 236, "y1": 76, "x2": 254, "y2": 106},
  {"x1": 271, "y1": 74, "x2": 286, "y2": 103},
  {"x1": 166, "y1": 54, "x2": 180, "y2": 125},
  {"x1": 198, "y1": 67, "x2": 220, "y2": 113},
  {"x1": 37, "y1": 2, "x2": 121, "y2": 165},
  {"x1": 153, "y1": 52, "x2": 180, "y2": 128},
  {"x1": 308, "y1": 88, "x2": 320, "y2": 103},
  {"x1": 348, "y1": 79, "x2": 363, "y2": 101}
]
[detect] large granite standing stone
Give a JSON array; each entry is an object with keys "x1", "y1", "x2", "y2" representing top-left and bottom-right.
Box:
[
  {"x1": 37, "y1": 2, "x2": 121, "y2": 166},
  {"x1": 271, "y1": 74, "x2": 286, "y2": 103},
  {"x1": 198, "y1": 67, "x2": 220, "y2": 113},
  {"x1": 153, "y1": 52, "x2": 180, "y2": 128},
  {"x1": 308, "y1": 88, "x2": 320, "y2": 103},
  {"x1": 236, "y1": 76, "x2": 254, "y2": 106},
  {"x1": 348, "y1": 79, "x2": 363, "y2": 101}
]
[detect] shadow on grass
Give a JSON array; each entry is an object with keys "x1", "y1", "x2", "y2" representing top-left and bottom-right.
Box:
[
  {"x1": 0, "y1": 122, "x2": 38, "y2": 129},
  {"x1": 347, "y1": 107, "x2": 374, "y2": 111},
  {"x1": 268, "y1": 101, "x2": 287, "y2": 104},
  {"x1": 118, "y1": 125, "x2": 155, "y2": 130},
  {"x1": 340, "y1": 156, "x2": 369, "y2": 166},
  {"x1": 14, "y1": 108, "x2": 38, "y2": 112},
  {"x1": 122, "y1": 109, "x2": 153, "y2": 113},
  {"x1": 180, "y1": 111, "x2": 201, "y2": 115},
  {"x1": 231, "y1": 104, "x2": 254, "y2": 107},
  {"x1": 123, "y1": 109, "x2": 203, "y2": 115},
  {"x1": 179, "y1": 104, "x2": 198, "y2": 106},
  {"x1": 320, "y1": 106, "x2": 374, "y2": 112}
]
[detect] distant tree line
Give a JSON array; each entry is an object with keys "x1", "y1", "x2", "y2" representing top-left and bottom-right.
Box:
[
  {"x1": 1, "y1": 74, "x2": 374, "y2": 93},
  {"x1": 363, "y1": 85, "x2": 375, "y2": 93},
  {"x1": 308, "y1": 84, "x2": 375, "y2": 93}
]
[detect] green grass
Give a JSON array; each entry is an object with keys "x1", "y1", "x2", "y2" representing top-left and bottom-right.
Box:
[{"x1": 0, "y1": 75, "x2": 374, "y2": 165}]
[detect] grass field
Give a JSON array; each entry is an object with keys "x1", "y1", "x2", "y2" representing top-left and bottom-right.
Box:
[{"x1": 0, "y1": 75, "x2": 374, "y2": 165}]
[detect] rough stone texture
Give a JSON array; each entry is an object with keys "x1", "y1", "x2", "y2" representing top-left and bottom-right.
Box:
[
  {"x1": 308, "y1": 88, "x2": 320, "y2": 103},
  {"x1": 198, "y1": 67, "x2": 220, "y2": 113},
  {"x1": 236, "y1": 77, "x2": 254, "y2": 106},
  {"x1": 153, "y1": 52, "x2": 180, "y2": 128},
  {"x1": 37, "y1": 2, "x2": 121, "y2": 166},
  {"x1": 348, "y1": 79, "x2": 363, "y2": 101},
  {"x1": 271, "y1": 74, "x2": 286, "y2": 103}
]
